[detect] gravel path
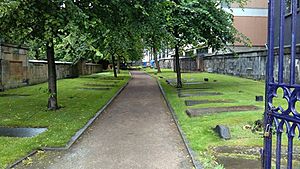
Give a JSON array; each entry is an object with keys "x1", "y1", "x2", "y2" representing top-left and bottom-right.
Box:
[{"x1": 16, "y1": 71, "x2": 193, "y2": 169}]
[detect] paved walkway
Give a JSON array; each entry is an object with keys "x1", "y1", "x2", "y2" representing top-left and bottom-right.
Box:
[{"x1": 17, "y1": 71, "x2": 193, "y2": 169}]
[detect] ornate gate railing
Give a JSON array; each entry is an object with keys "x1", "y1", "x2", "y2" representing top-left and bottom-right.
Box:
[{"x1": 263, "y1": 0, "x2": 300, "y2": 169}]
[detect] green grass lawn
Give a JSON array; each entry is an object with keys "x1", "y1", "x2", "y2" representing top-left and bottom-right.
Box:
[
  {"x1": 0, "y1": 71, "x2": 130, "y2": 168},
  {"x1": 146, "y1": 68, "x2": 267, "y2": 168}
]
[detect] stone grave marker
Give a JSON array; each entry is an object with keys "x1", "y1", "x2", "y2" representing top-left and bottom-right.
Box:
[{"x1": 214, "y1": 125, "x2": 231, "y2": 140}]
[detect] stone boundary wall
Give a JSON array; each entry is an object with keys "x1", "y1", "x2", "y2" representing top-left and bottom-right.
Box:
[
  {"x1": 159, "y1": 46, "x2": 300, "y2": 83},
  {"x1": 203, "y1": 46, "x2": 300, "y2": 83},
  {"x1": 0, "y1": 43, "x2": 102, "y2": 91},
  {"x1": 203, "y1": 49, "x2": 268, "y2": 80},
  {"x1": 159, "y1": 57, "x2": 198, "y2": 72}
]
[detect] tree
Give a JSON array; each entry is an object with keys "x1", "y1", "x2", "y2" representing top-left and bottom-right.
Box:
[
  {"x1": 140, "y1": 1, "x2": 172, "y2": 73},
  {"x1": 78, "y1": 0, "x2": 145, "y2": 78},
  {"x1": 0, "y1": 0, "x2": 87, "y2": 110},
  {"x1": 165, "y1": 0, "x2": 247, "y2": 88}
]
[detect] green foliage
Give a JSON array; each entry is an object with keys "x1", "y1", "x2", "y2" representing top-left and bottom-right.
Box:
[
  {"x1": 146, "y1": 69, "x2": 265, "y2": 168},
  {"x1": 0, "y1": 71, "x2": 130, "y2": 168},
  {"x1": 166, "y1": 0, "x2": 247, "y2": 50},
  {"x1": 0, "y1": 0, "x2": 246, "y2": 62}
]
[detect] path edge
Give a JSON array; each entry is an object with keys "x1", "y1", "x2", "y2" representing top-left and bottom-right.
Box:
[
  {"x1": 8, "y1": 74, "x2": 132, "y2": 169},
  {"x1": 156, "y1": 78, "x2": 203, "y2": 169}
]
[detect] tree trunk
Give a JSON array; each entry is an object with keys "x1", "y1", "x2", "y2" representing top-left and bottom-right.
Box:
[
  {"x1": 153, "y1": 47, "x2": 161, "y2": 73},
  {"x1": 117, "y1": 55, "x2": 121, "y2": 73},
  {"x1": 173, "y1": 56, "x2": 176, "y2": 72},
  {"x1": 111, "y1": 54, "x2": 117, "y2": 78},
  {"x1": 46, "y1": 41, "x2": 59, "y2": 110},
  {"x1": 175, "y1": 44, "x2": 182, "y2": 88}
]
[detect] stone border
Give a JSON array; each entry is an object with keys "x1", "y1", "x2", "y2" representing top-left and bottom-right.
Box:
[
  {"x1": 7, "y1": 75, "x2": 132, "y2": 169},
  {"x1": 156, "y1": 79, "x2": 203, "y2": 169}
]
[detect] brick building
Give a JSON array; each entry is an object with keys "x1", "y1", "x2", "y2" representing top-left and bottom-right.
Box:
[{"x1": 222, "y1": 0, "x2": 268, "y2": 51}]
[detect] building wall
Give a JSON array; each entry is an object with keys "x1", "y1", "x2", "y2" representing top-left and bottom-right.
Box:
[
  {"x1": 234, "y1": 16, "x2": 268, "y2": 46},
  {"x1": 231, "y1": 0, "x2": 268, "y2": 8},
  {"x1": 223, "y1": 0, "x2": 268, "y2": 47},
  {"x1": 0, "y1": 44, "x2": 102, "y2": 90}
]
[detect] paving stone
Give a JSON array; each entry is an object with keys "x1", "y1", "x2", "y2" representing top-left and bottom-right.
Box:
[
  {"x1": 0, "y1": 127, "x2": 47, "y2": 137},
  {"x1": 186, "y1": 105, "x2": 259, "y2": 117}
]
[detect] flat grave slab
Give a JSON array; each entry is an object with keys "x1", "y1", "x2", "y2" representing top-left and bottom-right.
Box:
[
  {"x1": 217, "y1": 155, "x2": 261, "y2": 169},
  {"x1": 177, "y1": 87, "x2": 210, "y2": 91},
  {"x1": 0, "y1": 94, "x2": 30, "y2": 98},
  {"x1": 81, "y1": 76, "x2": 99, "y2": 79},
  {"x1": 178, "y1": 92, "x2": 222, "y2": 98},
  {"x1": 184, "y1": 82, "x2": 204, "y2": 85},
  {"x1": 79, "y1": 87, "x2": 111, "y2": 91},
  {"x1": 186, "y1": 105, "x2": 259, "y2": 117},
  {"x1": 100, "y1": 77, "x2": 124, "y2": 81},
  {"x1": 84, "y1": 84, "x2": 117, "y2": 87},
  {"x1": 166, "y1": 79, "x2": 215, "y2": 87},
  {"x1": 185, "y1": 99, "x2": 234, "y2": 106},
  {"x1": 0, "y1": 127, "x2": 47, "y2": 137}
]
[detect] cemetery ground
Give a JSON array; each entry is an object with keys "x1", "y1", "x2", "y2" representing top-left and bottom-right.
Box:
[
  {"x1": 146, "y1": 69, "x2": 299, "y2": 168},
  {"x1": 0, "y1": 71, "x2": 130, "y2": 168}
]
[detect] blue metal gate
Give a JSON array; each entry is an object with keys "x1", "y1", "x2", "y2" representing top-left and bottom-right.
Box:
[{"x1": 264, "y1": 0, "x2": 299, "y2": 168}]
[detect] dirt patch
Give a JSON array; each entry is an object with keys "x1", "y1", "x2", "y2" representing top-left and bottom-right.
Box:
[
  {"x1": 186, "y1": 105, "x2": 259, "y2": 117},
  {"x1": 0, "y1": 94, "x2": 30, "y2": 97},
  {"x1": 0, "y1": 127, "x2": 47, "y2": 137},
  {"x1": 179, "y1": 92, "x2": 222, "y2": 98},
  {"x1": 185, "y1": 100, "x2": 235, "y2": 106},
  {"x1": 78, "y1": 88, "x2": 111, "y2": 91}
]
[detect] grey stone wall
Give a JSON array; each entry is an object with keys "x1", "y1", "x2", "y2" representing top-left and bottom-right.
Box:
[
  {"x1": 203, "y1": 46, "x2": 300, "y2": 83},
  {"x1": 0, "y1": 43, "x2": 103, "y2": 90},
  {"x1": 159, "y1": 57, "x2": 197, "y2": 72},
  {"x1": 159, "y1": 47, "x2": 300, "y2": 84},
  {"x1": 203, "y1": 50, "x2": 267, "y2": 80}
]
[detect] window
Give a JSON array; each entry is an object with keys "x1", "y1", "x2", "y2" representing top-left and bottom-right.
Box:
[{"x1": 286, "y1": 0, "x2": 300, "y2": 14}]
